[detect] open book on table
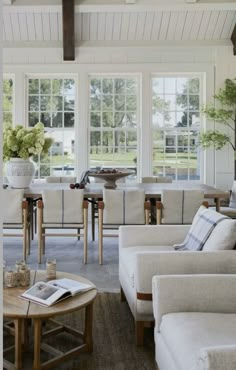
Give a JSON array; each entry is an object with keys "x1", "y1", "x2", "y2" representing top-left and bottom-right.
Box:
[{"x1": 20, "y1": 278, "x2": 94, "y2": 307}]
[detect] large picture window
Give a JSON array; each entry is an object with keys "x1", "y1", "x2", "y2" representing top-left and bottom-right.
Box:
[
  {"x1": 152, "y1": 76, "x2": 201, "y2": 180},
  {"x1": 3, "y1": 77, "x2": 14, "y2": 127},
  {"x1": 27, "y1": 77, "x2": 76, "y2": 178},
  {"x1": 89, "y1": 76, "x2": 139, "y2": 174}
]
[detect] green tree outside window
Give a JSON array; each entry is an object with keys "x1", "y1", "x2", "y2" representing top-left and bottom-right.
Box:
[{"x1": 200, "y1": 78, "x2": 236, "y2": 180}]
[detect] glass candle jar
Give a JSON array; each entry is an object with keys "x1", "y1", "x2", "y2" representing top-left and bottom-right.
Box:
[
  {"x1": 19, "y1": 266, "x2": 31, "y2": 287},
  {"x1": 5, "y1": 270, "x2": 17, "y2": 288},
  {"x1": 15, "y1": 260, "x2": 26, "y2": 285},
  {"x1": 15, "y1": 260, "x2": 26, "y2": 272},
  {"x1": 46, "y1": 258, "x2": 56, "y2": 280}
]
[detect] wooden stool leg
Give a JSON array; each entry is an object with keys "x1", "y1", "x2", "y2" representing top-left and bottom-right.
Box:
[
  {"x1": 29, "y1": 199, "x2": 34, "y2": 241},
  {"x1": 83, "y1": 205, "x2": 88, "y2": 264},
  {"x1": 22, "y1": 319, "x2": 31, "y2": 351},
  {"x1": 14, "y1": 318, "x2": 23, "y2": 370},
  {"x1": 33, "y1": 318, "x2": 42, "y2": 370},
  {"x1": 37, "y1": 205, "x2": 43, "y2": 263},
  {"x1": 84, "y1": 303, "x2": 94, "y2": 352},
  {"x1": 135, "y1": 321, "x2": 145, "y2": 346},
  {"x1": 91, "y1": 202, "x2": 95, "y2": 241},
  {"x1": 98, "y1": 208, "x2": 103, "y2": 265}
]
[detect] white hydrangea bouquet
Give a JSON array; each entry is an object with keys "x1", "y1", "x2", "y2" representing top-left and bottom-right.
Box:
[{"x1": 3, "y1": 122, "x2": 53, "y2": 160}]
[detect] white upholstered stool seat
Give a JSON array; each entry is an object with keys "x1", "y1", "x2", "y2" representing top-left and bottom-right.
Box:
[
  {"x1": 217, "y1": 181, "x2": 236, "y2": 218},
  {"x1": 156, "y1": 189, "x2": 207, "y2": 224},
  {"x1": 98, "y1": 189, "x2": 151, "y2": 264},
  {"x1": 141, "y1": 176, "x2": 172, "y2": 183},
  {"x1": 37, "y1": 189, "x2": 88, "y2": 264},
  {"x1": 3, "y1": 189, "x2": 30, "y2": 260},
  {"x1": 46, "y1": 176, "x2": 76, "y2": 183}
]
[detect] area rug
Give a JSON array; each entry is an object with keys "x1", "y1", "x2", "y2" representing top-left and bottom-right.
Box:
[{"x1": 4, "y1": 292, "x2": 156, "y2": 370}]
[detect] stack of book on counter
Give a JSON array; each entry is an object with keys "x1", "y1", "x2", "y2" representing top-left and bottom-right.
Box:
[{"x1": 20, "y1": 278, "x2": 94, "y2": 307}]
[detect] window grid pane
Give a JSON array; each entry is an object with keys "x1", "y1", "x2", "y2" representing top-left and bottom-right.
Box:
[
  {"x1": 3, "y1": 78, "x2": 14, "y2": 127},
  {"x1": 27, "y1": 77, "x2": 76, "y2": 179},
  {"x1": 152, "y1": 76, "x2": 201, "y2": 181},
  {"x1": 89, "y1": 76, "x2": 138, "y2": 174}
]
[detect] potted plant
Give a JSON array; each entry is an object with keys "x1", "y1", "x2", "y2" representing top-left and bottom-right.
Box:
[
  {"x1": 200, "y1": 78, "x2": 236, "y2": 180},
  {"x1": 3, "y1": 122, "x2": 53, "y2": 188}
]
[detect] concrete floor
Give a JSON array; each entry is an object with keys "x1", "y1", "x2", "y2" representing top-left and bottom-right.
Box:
[{"x1": 3, "y1": 223, "x2": 120, "y2": 292}]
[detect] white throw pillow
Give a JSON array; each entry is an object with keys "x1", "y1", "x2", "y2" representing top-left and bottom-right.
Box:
[{"x1": 203, "y1": 219, "x2": 236, "y2": 251}]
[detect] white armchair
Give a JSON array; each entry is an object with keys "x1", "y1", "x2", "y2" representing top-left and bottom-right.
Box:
[
  {"x1": 152, "y1": 274, "x2": 236, "y2": 370},
  {"x1": 119, "y1": 212, "x2": 236, "y2": 345}
]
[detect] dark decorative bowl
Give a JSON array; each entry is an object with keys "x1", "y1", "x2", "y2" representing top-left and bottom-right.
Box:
[{"x1": 88, "y1": 171, "x2": 133, "y2": 189}]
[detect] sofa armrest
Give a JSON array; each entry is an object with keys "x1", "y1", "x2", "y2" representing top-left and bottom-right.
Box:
[
  {"x1": 199, "y1": 345, "x2": 236, "y2": 370},
  {"x1": 135, "y1": 251, "x2": 236, "y2": 294},
  {"x1": 119, "y1": 225, "x2": 190, "y2": 248},
  {"x1": 152, "y1": 274, "x2": 236, "y2": 330}
]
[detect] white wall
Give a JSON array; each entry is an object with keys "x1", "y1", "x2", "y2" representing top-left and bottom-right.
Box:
[{"x1": 3, "y1": 44, "x2": 236, "y2": 189}]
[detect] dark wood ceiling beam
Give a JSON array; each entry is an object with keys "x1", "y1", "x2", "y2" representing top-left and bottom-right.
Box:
[
  {"x1": 62, "y1": 0, "x2": 75, "y2": 61},
  {"x1": 231, "y1": 22, "x2": 236, "y2": 56}
]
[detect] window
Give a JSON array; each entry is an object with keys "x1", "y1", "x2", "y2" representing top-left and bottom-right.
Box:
[
  {"x1": 3, "y1": 78, "x2": 14, "y2": 127},
  {"x1": 152, "y1": 76, "x2": 201, "y2": 180},
  {"x1": 27, "y1": 77, "x2": 76, "y2": 179},
  {"x1": 89, "y1": 76, "x2": 139, "y2": 174}
]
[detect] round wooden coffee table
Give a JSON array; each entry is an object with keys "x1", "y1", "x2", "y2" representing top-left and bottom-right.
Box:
[{"x1": 3, "y1": 270, "x2": 97, "y2": 370}]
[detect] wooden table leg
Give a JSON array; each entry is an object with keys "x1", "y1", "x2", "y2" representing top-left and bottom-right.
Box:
[
  {"x1": 33, "y1": 318, "x2": 42, "y2": 370},
  {"x1": 84, "y1": 302, "x2": 94, "y2": 352},
  {"x1": 22, "y1": 319, "x2": 30, "y2": 351},
  {"x1": 14, "y1": 318, "x2": 23, "y2": 370},
  {"x1": 215, "y1": 198, "x2": 220, "y2": 212}
]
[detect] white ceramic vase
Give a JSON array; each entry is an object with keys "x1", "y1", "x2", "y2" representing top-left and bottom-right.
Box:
[{"x1": 6, "y1": 158, "x2": 37, "y2": 188}]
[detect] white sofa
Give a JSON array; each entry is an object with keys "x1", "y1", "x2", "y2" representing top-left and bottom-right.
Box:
[
  {"x1": 119, "y1": 215, "x2": 236, "y2": 345},
  {"x1": 152, "y1": 274, "x2": 236, "y2": 370}
]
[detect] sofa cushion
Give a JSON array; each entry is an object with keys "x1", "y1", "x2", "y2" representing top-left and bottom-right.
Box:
[
  {"x1": 160, "y1": 312, "x2": 236, "y2": 370},
  {"x1": 203, "y1": 218, "x2": 236, "y2": 251},
  {"x1": 120, "y1": 245, "x2": 174, "y2": 288}
]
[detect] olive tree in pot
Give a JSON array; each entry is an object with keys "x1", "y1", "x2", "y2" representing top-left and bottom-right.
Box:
[{"x1": 200, "y1": 78, "x2": 236, "y2": 180}]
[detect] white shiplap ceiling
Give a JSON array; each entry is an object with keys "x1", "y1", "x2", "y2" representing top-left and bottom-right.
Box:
[{"x1": 3, "y1": 0, "x2": 236, "y2": 48}]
